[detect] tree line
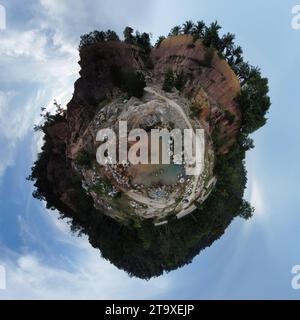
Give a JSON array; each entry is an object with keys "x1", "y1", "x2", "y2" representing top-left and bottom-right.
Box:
[{"x1": 79, "y1": 27, "x2": 152, "y2": 54}]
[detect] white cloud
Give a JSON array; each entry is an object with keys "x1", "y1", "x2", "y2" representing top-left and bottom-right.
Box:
[
  {"x1": 0, "y1": 0, "x2": 158, "y2": 180},
  {"x1": 0, "y1": 19, "x2": 78, "y2": 179},
  {"x1": 0, "y1": 221, "x2": 171, "y2": 299},
  {"x1": 0, "y1": 0, "x2": 173, "y2": 299},
  {"x1": 0, "y1": 29, "x2": 47, "y2": 60}
]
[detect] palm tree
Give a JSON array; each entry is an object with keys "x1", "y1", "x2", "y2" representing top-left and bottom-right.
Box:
[
  {"x1": 168, "y1": 25, "x2": 181, "y2": 36},
  {"x1": 193, "y1": 20, "x2": 206, "y2": 37},
  {"x1": 211, "y1": 20, "x2": 222, "y2": 31},
  {"x1": 233, "y1": 45, "x2": 243, "y2": 57},
  {"x1": 220, "y1": 32, "x2": 235, "y2": 52},
  {"x1": 123, "y1": 26, "x2": 135, "y2": 44},
  {"x1": 182, "y1": 20, "x2": 194, "y2": 34},
  {"x1": 249, "y1": 66, "x2": 261, "y2": 79},
  {"x1": 236, "y1": 61, "x2": 257, "y2": 86},
  {"x1": 155, "y1": 36, "x2": 166, "y2": 48},
  {"x1": 232, "y1": 45, "x2": 243, "y2": 65},
  {"x1": 237, "y1": 61, "x2": 250, "y2": 78},
  {"x1": 203, "y1": 20, "x2": 221, "y2": 47}
]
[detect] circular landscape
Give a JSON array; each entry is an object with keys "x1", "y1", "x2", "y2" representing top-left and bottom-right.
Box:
[{"x1": 28, "y1": 21, "x2": 270, "y2": 279}]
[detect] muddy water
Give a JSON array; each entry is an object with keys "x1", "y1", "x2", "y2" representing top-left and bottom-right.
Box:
[{"x1": 128, "y1": 164, "x2": 185, "y2": 187}]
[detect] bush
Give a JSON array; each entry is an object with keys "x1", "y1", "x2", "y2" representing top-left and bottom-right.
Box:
[
  {"x1": 155, "y1": 36, "x2": 165, "y2": 48},
  {"x1": 225, "y1": 110, "x2": 235, "y2": 125},
  {"x1": 123, "y1": 71, "x2": 146, "y2": 98},
  {"x1": 162, "y1": 68, "x2": 175, "y2": 92},
  {"x1": 187, "y1": 43, "x2": 195, "y2": 49},
  {"x1": 174, "y1": 71, "x2": 186, "y2": 91},
  {"x1": 75, "y1": 151, "x2": 93, "y2": 167}
]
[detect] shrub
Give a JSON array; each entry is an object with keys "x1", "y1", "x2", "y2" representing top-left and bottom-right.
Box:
[
  {"x1": 174, "y1": 71, "x2": 186, "y2": 91},
  {"x1": 75, "y1": 151, "x2": 93, "y2": 167},
  {"x1": 162, "y1": 68, "x2": 175, "y2": 92},
  {"x1": 155, "y1": 36, "x2": 166, "y2": 48},
  {"x1": 123, "y1": 71, "x2": 146, "y2": 98},
  {"x1": 225, "y1": 110, "x2": 235, "y2": 125},
  {"x1": 187, "y1": 43, "x2": 195, "y2": 49}
]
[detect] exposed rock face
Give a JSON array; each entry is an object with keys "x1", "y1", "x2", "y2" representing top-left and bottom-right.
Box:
[
  {"x1": 66, "y1": 41, "x2": 145, "y2": 160},
  {"x1": 152, "y1": 35, "x2": 241, "y2": 153}
]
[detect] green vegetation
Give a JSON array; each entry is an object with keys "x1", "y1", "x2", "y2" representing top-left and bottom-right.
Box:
[
  {"x1": 80, "y1": 26, "x2": 152, "y2": 55},
  {"x1": 123, "y1": 71, "x2": 146, "y2": 99},
  {"x1": 123, "y1": 26, "x2": 135, "y2": 44},
  {"x1": 110, "y1": 67, "x2": 146, "y2": 98},
  {"x1": 92, "y1": 180, "x2": 113, "y2": 196},
  {"x1": 163, "y1": 19, "x2": 271, "y2": 138},
  {"x1": 168, "y1": 25, "x2": 181, "y2": 36},
  {"x1": 225, "y1": 110, "x2": 236, "y2": 125},
  {"x1": 28, "y1": 138, "x2": 253, "y2": 279},
  {"x1": 235, "y1": 74, "x2": 270, "y2": 134},
  {"x1": 79, "y1": 30, "x2": 120, "y2": 49},
  {"x1": 28, "y1": 100, "x2": 254, "y2": 279},
  {"x1": 162, "y1": 69, "x2": 187, "y2": 92},
  {"x1": 189, "y1": 104, "x2": 200, "y2": 119},
  {"x1": 162, "y1": 68, "x2": 175, "y2": 92},
  {"x1": 75, "y1": 151, "x2": 93, "y2": 167},
  {"x1": 155, "y1": 36, "x2": 166, "y2": 48},
  {"x1": 174, "y1": 70, "x2": 186, "y2": 91},
  {"x1": 123, "y1": 26, "x2": 152, "y2": 54}
]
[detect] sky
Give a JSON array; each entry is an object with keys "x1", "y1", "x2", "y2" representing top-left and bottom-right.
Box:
[{"x1": 0, "y1": 0, "x2": 300, "y2": 299}]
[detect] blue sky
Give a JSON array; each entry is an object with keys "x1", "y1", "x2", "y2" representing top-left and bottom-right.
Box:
[{"x1": 0, "y1": 0, "x2": 300, "y2": 299}]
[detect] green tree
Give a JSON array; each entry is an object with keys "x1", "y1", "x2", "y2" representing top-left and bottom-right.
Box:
[
  {"x1": 168, "y1": 25, "x2": 181, "y2": 36},
  {"x1": 174, "y1": 71, "x2": 186, "y2": 91},
  {"x1": 123, "y1": 26, "x2": 135, "y2": 44},
  {"x1": 225, "y1": 110, "x2": 235, "y2": 125},
  {"x1": 162, "y1": 68, "x2": 174, "y2": 92},
  {"x1": 235, "y1": 74, "x2": 270, "y2": 134},
  {"x1": 155, "y1": 36, "x2": 166, "y2": 48},
  {"x1": 123, "y1": 71, "x2": 146, "y2": 98},
  {"x1": 239, "y1": 200, "x2": 254, "y2": 220},
  {"x1": 79, "y1": 32, "x2": 94, "y2": 49},
  {"x1": 219, "y1": 32, "x2": 235, "y2": 53},
  {"x1": 135, "y1": 31, "x2": 152, "y2": 54},
  {"x1": 236, "y1": 62, "x2": 261, "y2": 87},
  {"x1": 193, "y1": 20, "x2": 206, "y2": 38},
  {"x1": 203, "y1": 20, "x2": 221, "y2": 48},
  {"x1": 105, "y1": 29, "x2": 120, "y2": 41},
  {"x1": 182, "y1": 20, "x2": 194, "y2": 34},
  {"x1": 92, "y1": 30, "x2": 106, "y2": 42}
]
